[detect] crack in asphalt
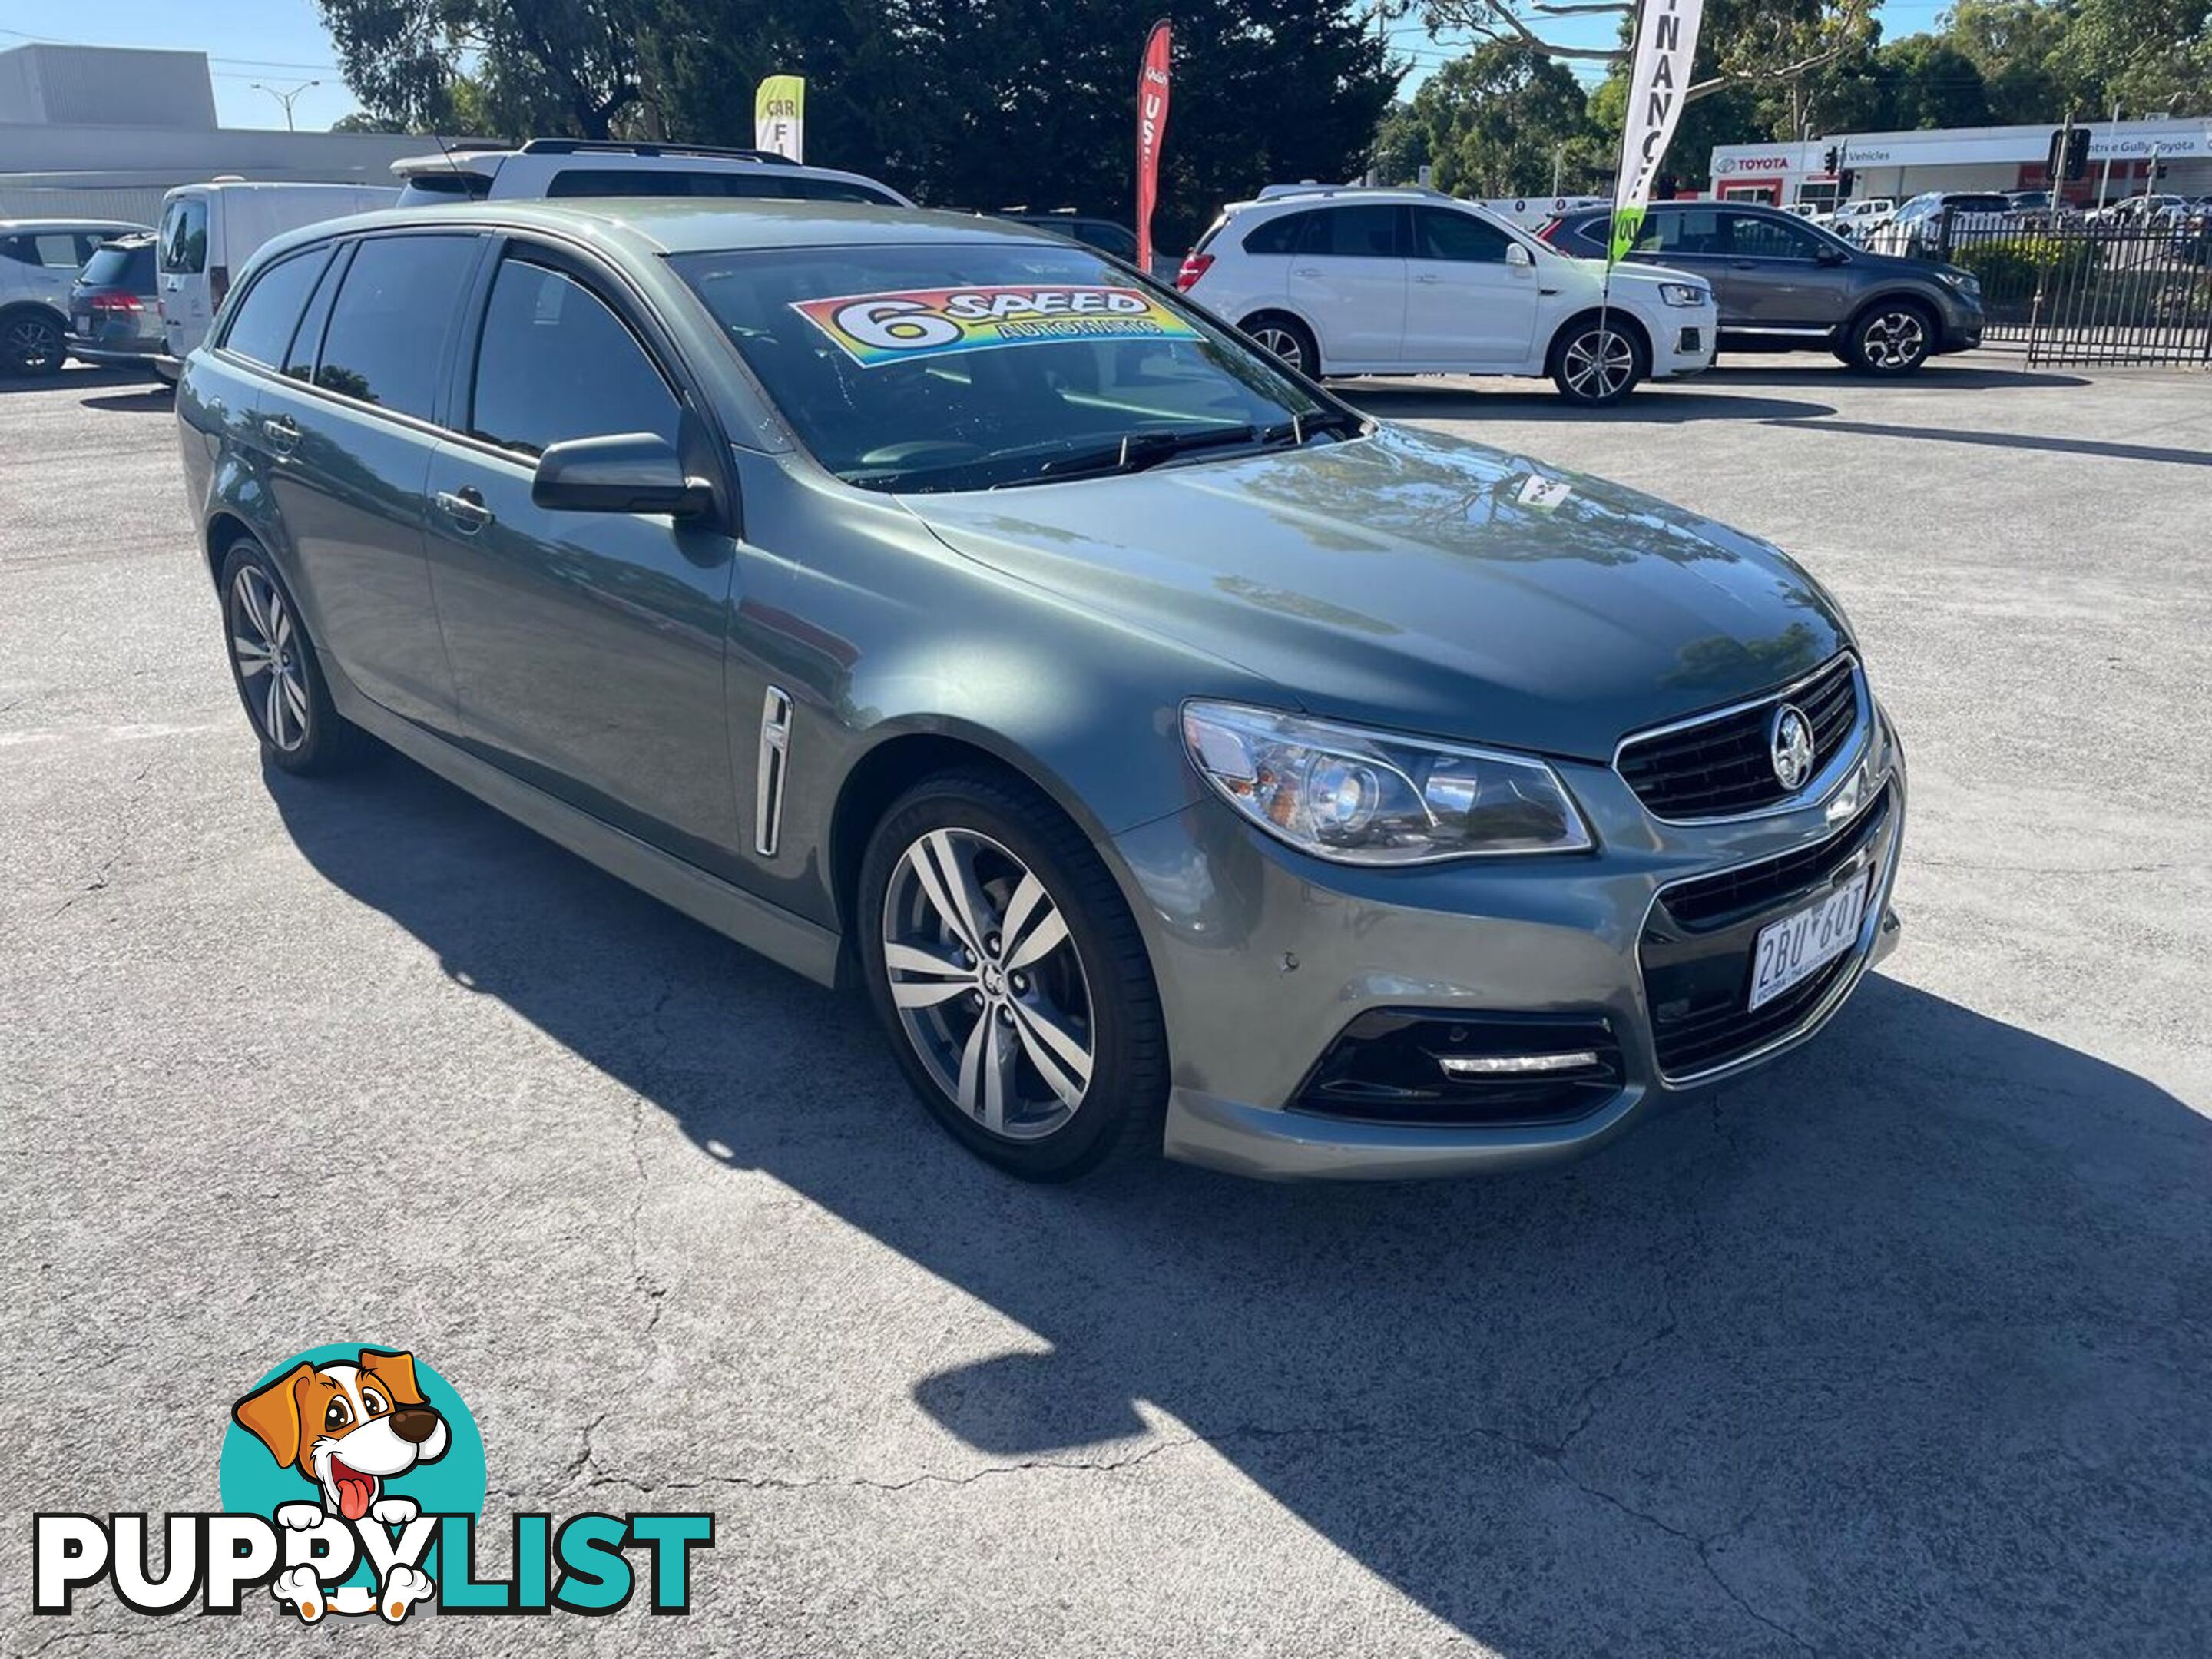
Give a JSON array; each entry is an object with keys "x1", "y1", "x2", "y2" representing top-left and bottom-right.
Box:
[{"x1": 45, "y1": 763, "x2": 152, "y2": 918}]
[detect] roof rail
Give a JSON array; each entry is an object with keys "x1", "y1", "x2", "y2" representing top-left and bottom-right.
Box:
[{"x1": 515, "y1": 139, "x2": 800, "y2": 167}]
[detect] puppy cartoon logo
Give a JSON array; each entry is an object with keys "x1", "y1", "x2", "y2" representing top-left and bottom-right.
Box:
[
  {"x1": 32, "y1": 1343, "x2": 710, "y2": 1623},
  {"x1": 230, "y1": 1348, "x2": 457, "y2": 1622}
]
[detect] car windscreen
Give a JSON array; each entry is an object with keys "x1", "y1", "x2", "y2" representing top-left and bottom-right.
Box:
[
  {"x1": 81, "y1": 242, "x2": 155, "y2": 291},
  {"x1": 671, "y1": 241, "x2": 1336, "y2": 494}
]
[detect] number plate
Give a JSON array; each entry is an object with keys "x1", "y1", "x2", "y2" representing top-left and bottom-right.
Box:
[{"x1": 1748, "y1": 873, "x2": 1869, "y2": 1012}]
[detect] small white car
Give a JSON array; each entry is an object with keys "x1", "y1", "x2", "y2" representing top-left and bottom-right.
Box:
[
  {"x1": 1176, "y1": 188, "x2": 1716, "y2": 406},
  {"x1": 391, "y1": 139, "x2": 912, "y2": 208},
  {"x1": 2, "y1": 218, "x2": 150, "y2": 376}
]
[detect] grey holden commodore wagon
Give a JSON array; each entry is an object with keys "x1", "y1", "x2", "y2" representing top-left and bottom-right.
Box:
[{"x1": 176, "y1": 200, "x2": 1904, "y2": 1181}]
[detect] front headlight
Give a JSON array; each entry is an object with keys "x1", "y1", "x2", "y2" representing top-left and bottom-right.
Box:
[
  {"x1": 1937, "y1": 269, "x2": 1982, "y2": 300},
  {"x1": 1657, "y1": 282, "x2": 1709, "y2": 308},
  {"x1": 1181, "y1": 701, "x2": 1593, "y2": 864}
]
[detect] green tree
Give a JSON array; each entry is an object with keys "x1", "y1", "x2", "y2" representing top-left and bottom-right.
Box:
[
  {"x1": 1389, "y1": 44, "x2": 1596, "y2": 196},
  {"x1": 1412, "y1": 0, "x2": 1877, "y2": 107},
  {"x1": 646, "y1": 0, "x2": 1398, "y2": 247},
  {"x1": 316, "y1": 0, "x2": 654, "y2": 138}
]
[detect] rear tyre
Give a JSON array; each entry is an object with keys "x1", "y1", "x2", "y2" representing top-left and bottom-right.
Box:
[
  {"x1": 2, "y1": 310, "x2": 65, "y2": 378},
  {"x1": 1548, "y1": 316, "x2": 1647, "y2": 406},
  {"x1": 1240, "y1": 311, "x2": 1320, "y2": 378},
  {"x1": 859, "y1": 767, "x2": 1168, "y2": 1181},
  {"x1": 217, "y1": 538, "x2": 372, "y2": 777},
  {"x1": 1846, "y1": 301, "x2": 1935, "y2": 374}
]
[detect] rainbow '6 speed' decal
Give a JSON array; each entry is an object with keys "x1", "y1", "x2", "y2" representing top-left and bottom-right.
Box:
[{"x1": 792, "y1": 286, "x2": 1202, "y2": 366}]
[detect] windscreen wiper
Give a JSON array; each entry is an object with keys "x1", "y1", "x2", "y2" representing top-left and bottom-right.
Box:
[
  {"x1": 1022, "y1": 423, "x2": 1261, "y2": 483},
  {"x1": 1260, "y1": 409, "x2": 1366, "y2": 447}
]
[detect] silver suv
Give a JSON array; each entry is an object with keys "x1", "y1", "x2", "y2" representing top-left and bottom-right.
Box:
[
  {"x1": 2, "y1": 218, "x2": 151, "y2": 376},
  {"x1": 392, "y1": 138, "x2": 912, "y2": 208}
]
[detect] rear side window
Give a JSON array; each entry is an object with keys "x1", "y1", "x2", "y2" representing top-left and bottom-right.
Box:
[
  {"x1": 2, "y1": 233, "x2": 87, "y2": 270},
  {"x1": 160, "y1": 199, "x2": 207, "y2": 275},
  {"x1": 81, "y1": 243, "x2": 155, "y2": 290},
  {"x1": 546, "y1": 167, "x2": 897, "y2": 205},
  {"x1": 1240, "y1": 211, "x2": 1309, "y2": 256},
  {"x1": 221, "y1": 247, "x2": 332, "y2": 369},
  {"x1": 1642, "y1": 208, "x2": 1724, "y2": 254},
  {"x1": 468, "y1": 259, "x2": 679, "y2": 458},
  {"x1": 1303, "y1": 205, "x2": 1401, "y2": 258},
  {"x1": 316, "y1": 234, "x2": 478, "y2": 419}
]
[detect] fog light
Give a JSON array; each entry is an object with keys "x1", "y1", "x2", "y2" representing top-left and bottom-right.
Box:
[{"x1": 1436, "y1": 1051, "x2": 1600, "y2": 1077}]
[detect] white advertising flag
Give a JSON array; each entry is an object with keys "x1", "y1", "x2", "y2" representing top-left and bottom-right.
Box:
[{"x1": 1610, "y1": 0, "x2": 1704, "y2": 262}]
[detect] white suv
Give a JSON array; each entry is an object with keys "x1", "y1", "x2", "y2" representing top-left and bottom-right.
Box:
[
  {"x1": 1176, "y1": 188, "x2": 1716, "y2": 405},
  {"x1": 2, "y1": 218, "x2": 150, "y2": 376},
  {"x1": 392, "y1": 139, "x2": 912, "y2": 208}
]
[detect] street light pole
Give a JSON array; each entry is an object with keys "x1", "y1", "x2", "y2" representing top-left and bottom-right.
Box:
[
  {"x1": 2094, "y1": 98, "x2": 2120, "y2": 210},
  {"x1": 251, "y1": 80, "x2": 320, "y2": 132}
]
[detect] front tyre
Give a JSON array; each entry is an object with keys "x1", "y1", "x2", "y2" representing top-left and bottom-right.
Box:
[
  {"x1": 859, "y1": 767, "x2": 1168, "y2": 1181},
  {"x1": 217, "y1": 538, "x2": 370, "y2": 776},
  {"x1": 1549, "y1": 318, "x2": 1646, "y2": 406},
  {"x1": 1846, "y1": 302, "x2": 1934, "y2": 374}
]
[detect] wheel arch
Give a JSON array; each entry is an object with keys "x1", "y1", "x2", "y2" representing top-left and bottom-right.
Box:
[
  {"x1": 1545, "y1": 305, "x2": 1653, "y2": 373},
  {"x1": 1844, "y1": 287, "x2": 1939, "y2": 336},
  {"x1": 823, "y1": 718, "x2": 1154, "y2": 973},
  {"x1": 1235, "y1": 305, "x2": 1323, "y2": 373}
]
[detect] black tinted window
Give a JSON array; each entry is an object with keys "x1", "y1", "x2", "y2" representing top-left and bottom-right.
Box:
[
  {"x1": 222, "y1": 247, "x2": 332, "y2": 368},
  {"x1": 1412, "y1": 207, "x2": 1512, "y2": 262},
  {"x1": 1641, "y1": 208, "x2": 1724, "y2": 254},
  {"x1": 546, "y1": 167, "x2": 896, "y2": 205},
  {"x1": 1724, "y1": 213, "x2": 1819, "y2": 259},
  {"x1": 2, "y1": 233, "x2": 85, "y2": 269},
  {"x1": 284, "y1": 247, "x2": 348, "y2": 381},
  {"x1": 316, "y1": 235, "x2": 477, "y2": 418},
  {"x1": 1241, "y1": 211, "x2": 1309, "y2": 256},
  {"x1": 81, "y1": 243, "x2": 154, "y2": 290},
  {"x1": 469, "y1": 260, "x2": 678, "y2": 458},
  {"x1": 1304, "y1": 205, "x2": 1400, "y2": 257},
  {"x1": 160, "y1": 199, "x2": 207, "y2": 275}
]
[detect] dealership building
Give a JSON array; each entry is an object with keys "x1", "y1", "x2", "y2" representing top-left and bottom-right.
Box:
[
  {"x1": 0, "y1": 42, "x2": 441, "y2": 224},
  {"x1": 1705, "y1": 115, "x2": 2212, "y2": 210}
]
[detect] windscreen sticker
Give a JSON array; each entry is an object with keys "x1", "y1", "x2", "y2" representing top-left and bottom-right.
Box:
[{"x1": 790, "y1": 285, "x2": 1202, "y2": 366}]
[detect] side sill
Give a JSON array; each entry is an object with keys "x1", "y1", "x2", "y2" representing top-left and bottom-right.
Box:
[{"x1": 328, "y1": 668, "x2": 843, "y2": 988}]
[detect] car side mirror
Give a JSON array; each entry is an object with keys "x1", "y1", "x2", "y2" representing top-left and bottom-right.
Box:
[
  {"x1": 1815, "y1": 244, "x2": 1849, "y2": 265},
  {"x1": 1505, "y1": 243, "x2": 1534, "y2": 268},
  {"x1": 531, "y1": 432, "x2": 714, "y2": 518}
]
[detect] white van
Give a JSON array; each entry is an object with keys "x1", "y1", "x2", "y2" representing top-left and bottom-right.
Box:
[{"x1": 154, "y1": 180, "x2": 397, "y2": 374}]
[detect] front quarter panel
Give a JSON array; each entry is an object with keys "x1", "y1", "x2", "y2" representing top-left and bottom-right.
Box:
[{"x1": 722, "y1": 449, "x2": 1283, "y2": 932}]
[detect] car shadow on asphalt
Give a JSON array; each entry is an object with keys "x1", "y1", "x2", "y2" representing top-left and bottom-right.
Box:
[
  {"x1": 1760, "y1": 415, "x2": 2212, "y2": 469},
  {"x1": 0, "y1": 365, "x2": 153, "y2": 396},
  {"x1": 267, "y1": 753, "x2": 2210, "y2": 1657}
]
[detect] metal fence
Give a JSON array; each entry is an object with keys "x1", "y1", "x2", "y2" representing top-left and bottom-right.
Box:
[{"x1": 1935, "y1": 213, "x2": 2212, "y2": 368}]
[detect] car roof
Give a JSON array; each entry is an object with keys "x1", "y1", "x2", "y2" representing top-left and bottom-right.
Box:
[
  {"x1": 0, "y1": 218, "x2": 148, "y2": 233},
  {"x1": 253, "y1": 198, "x2": 1075, "y2": 264}
]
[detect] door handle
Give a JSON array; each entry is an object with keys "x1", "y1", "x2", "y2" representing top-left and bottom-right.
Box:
[
  {"x1": 434, "y1": 488, "x2": 494, "y2": 535},
  {"x1": 1413, "y1": 272, "x2": 1441, "y2": 283},
  {"x1": 1294, "y1": 267, "x2": 1322, "y2": 278},
  {"x1": 260, "y1": 415, "x2": 299, "y2": 455}
]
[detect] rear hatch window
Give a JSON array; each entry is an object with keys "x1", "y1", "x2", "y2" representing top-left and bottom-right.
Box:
[{"x1": 81, "y1": 242, "x2": 155, "y2": 292}]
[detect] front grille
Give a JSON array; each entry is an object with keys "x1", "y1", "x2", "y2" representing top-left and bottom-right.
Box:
[
  {"x1": 1617, "y1": 655, "x2": 1861, "y2": 820},
  {"x1": 1641, "y1": 786, "x2": 1893, "y2": 1080},
  {"x1": 1292, "y1": 1010, "x2": 1622, "y2": 1128}
]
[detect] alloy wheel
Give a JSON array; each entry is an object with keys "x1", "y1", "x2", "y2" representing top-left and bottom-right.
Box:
[
  {"x1": 1862, "y1": 310, "x2": 1927, "y2": 369},
  {"x1": 1249, "y1": 325, "x2": 1305, "y2": 371},
  {"x1": 881, "y1": 827, "x2": 1095, "y2": 1141},
  {"x1": 1561, "y1": 328, "x2": 1635, "y2": 401},
  {"x1": 229, "y1": 565, "x2": 311, "y2": 752},
  {"x1": 5, "y1": 316, "x2": 61, "y2": 374}
]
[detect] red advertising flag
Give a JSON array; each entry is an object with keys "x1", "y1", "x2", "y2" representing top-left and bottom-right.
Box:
[{"x1": 1134, "y1": 19, "x2": 1173, "y2": 273}]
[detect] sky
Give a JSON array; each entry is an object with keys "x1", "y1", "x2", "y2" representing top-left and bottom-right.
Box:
[{"x1": 2, "y1": 0, "x2": 1962, "y2": 131}]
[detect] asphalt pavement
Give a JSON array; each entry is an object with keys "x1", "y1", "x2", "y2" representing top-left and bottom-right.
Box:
[{"x1": 4, "y1": 353, "x2": 2208, "y2": 1657}]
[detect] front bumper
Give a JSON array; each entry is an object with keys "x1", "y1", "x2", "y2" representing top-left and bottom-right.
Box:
[
  {"x1": 1112, "y1": 701, "x2": 1906, "y2": 1179},
  {"x1": 1649, "y1": 306, "x2": 1720, "y2": 379}
]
